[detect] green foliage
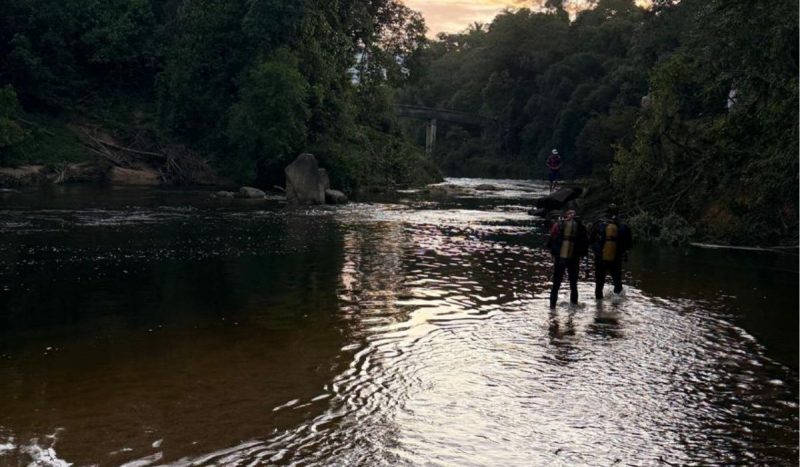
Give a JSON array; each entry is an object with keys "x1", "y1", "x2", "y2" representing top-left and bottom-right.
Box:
[
  {"x1": 400, "y1": 0, "x2": 648, "y2": 179},
  {"x1": 226, "y1": 49, "x2": 310, "y2": 181},
  {"x1": 401, "y1": 0, "x2": 797, "y2": 244},
  {"x1": 1, "y1": 0, "x2": 162, "y2": 108},
  {"x1": 0, "y1": 86, "x2": 28, "y2": 150},
  {"x1": 0, "y1": 0, "x2": 439, "y2": 188},
  {"x1": 0, "y1": 113, "x2": 88, "y2": 166},
  {"x1": 628, "y1": 211, "x2": 695, "y2": 245},
  {"x1": 0, "y1": 86, "x2": 88, "y2": 166},
  {"x1": 318, "y1": 125, "x2": 441, "y2": 192},
  {"x1": 612, "y1": 0, "x2": 798, "y2": 244}
]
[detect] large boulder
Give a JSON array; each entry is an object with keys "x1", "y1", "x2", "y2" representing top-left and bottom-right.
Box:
[
  {"x1": 285, "y1": 153, "x2": 325, "y2": 204},
  {"x1": 325, "y1": 189, "x2": 348, "y2": 204},
  {"x1": 238, "y1": 186, "x2": 266, "y2": 198}
]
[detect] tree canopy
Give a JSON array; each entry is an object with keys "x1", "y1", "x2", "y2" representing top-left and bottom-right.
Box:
[
  {"x1": 399, "y1": 0, "x2": 798, "y2": 243},
  {"x1": 0, "y1": 0, "x2": 439, "y2": 189},
  {"x1": 0, "y1": 0, "x2": 795, "y2": 243}
]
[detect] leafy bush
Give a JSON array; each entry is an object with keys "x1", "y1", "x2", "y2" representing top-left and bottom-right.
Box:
[
  {"x1": 0, "y1": 86, "x2": 28, "y2": 152},
  {"x1": 628, "y1": 211, "x2": 695, "y2": 245}
]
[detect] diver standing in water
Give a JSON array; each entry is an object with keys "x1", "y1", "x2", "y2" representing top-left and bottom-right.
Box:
[
  {"x1": 590, "y1": 204, "x2": 633, "y2": 299},
  {"x1": 547, "y1": 209, "x2": 589, "y2": 309}
]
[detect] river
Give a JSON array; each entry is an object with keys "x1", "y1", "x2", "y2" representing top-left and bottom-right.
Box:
[{"x1": 0, "y1": 178, "x2": 797, "y2": 466}]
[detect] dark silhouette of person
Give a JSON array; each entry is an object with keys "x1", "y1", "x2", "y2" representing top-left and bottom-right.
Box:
[
  {"x1": 546, "y1": 148, "x2": 562, "y2": 192},
  {"x1": 589, "y1": 204, "x2": 633, "y2": 299},
  {"x1": 547, "y1": 209, "x2": 589, "y2": 308}
]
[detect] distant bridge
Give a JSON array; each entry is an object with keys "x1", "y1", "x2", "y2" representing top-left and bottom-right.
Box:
[{"x1": 394, "y1": 105, "x2": 494, "y2": 154}]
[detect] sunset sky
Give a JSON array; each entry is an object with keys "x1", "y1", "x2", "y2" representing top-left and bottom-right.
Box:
[
  {"x1": 403, "y1": 1, "x2": 649, "y2": 36},
  {"x1": 403, "y1": 0, "x2": 529, "y2": 36}
]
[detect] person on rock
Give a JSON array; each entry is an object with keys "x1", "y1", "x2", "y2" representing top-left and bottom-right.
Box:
[
  {"x1": 589, "y1": 204, "x2": 633, "y2": 299},
  {"x1": 546, "y1": 149, "x2": 562, "y2": 192},
  {"x1": 547, "y1": 209, "x2": 589, "y2": 309}
]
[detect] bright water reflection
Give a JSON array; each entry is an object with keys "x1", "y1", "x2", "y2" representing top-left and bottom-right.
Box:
[{"x1": 0, "y1": 180, "x2": 796, "y2": 466}]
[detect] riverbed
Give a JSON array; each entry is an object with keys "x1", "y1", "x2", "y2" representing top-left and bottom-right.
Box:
[{"x1": 0, "y1": 179, "x2": 797, "y2": 466}]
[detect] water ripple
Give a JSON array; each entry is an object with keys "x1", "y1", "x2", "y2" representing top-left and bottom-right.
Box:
[
  {"x1": 1, "y1": 179, "x2": 796, "y2": 466},
  {"x1": 163, "y1": 203, "x2": 797, "y2": 466}
]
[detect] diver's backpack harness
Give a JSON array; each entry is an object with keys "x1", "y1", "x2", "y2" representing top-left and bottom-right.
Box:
[
  {"x1": 558, "y1": 219, "x2": 578, "y2": 259},
  {"x1": 601, "y1": 221, "x2": 619, "y2": 261}
]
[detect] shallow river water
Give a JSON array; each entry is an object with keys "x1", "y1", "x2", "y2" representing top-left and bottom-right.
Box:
[{"x1": 0, "y1": 179, "x2": 797, "y2": 466}]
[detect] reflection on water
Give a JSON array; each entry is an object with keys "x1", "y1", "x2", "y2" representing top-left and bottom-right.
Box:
[{"x1": 0, "y1": 180, "x2": 797, "y2": 466}]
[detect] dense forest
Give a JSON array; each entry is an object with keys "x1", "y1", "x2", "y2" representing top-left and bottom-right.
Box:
[
  {"x1": 0, "y1": 0, "x2": 797, "y2": 244},
  {"x1": 0, "y1": 0, "x2": 438, "y2": 190},
  {"x1": 400, "y1": 0, "x2": 798, "y2": 244}
]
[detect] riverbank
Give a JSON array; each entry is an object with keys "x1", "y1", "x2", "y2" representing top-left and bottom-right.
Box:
[
  {"x1": 0, "y1": 116, "x2": 442, "y2": 193},
  {"x1": 548, "y1": 177, "x2": 799, "y2": 248},
  {"x1": 0, "y1": 161, "x2": 224, "y2": 188}
]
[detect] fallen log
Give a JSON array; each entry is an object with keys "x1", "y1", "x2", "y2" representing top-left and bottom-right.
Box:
[{"x1": 691, "y1": 243, "x2": 798, "y2": 254}]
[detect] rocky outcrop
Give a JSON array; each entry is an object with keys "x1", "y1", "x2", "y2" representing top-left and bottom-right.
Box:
[
  {"x1": 284, "y1": 154, "x2": 348, "y2": 205},
  {"x1": 285, "y1": 153, "x2": 325, "y2": 204},
  {"x1": 0, "y1": 165, "x2": 48, "y2": 186},
  {"x1": 530, "y1": 187, "x2": 583, "y2": 217},
  {"x1": 238, "y1": 186, "x2": 266, "y2": 199},
  {"x1": 107, "y1": 167, "x2": 162, "y2": 185},
  {"x1": 325, "y1": 189, "x2": 348, "y2": 204}
]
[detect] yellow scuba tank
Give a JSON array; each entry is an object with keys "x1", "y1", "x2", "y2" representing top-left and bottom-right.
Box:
[
  {"x1": 559, "y1": 220, "x2": 576, "y2": 259},
  {"x1": 602, "y1": 222, "x2": 618, "y2": 261}
]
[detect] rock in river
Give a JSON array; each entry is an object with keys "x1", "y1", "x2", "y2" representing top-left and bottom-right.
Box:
[
  {"x1": 285, "y1": 153, "x2": 325, "y2": 204},
  {"x1": 325, "y1": 189, "x2": 348, "y2": 204},
  {"x1": 212, "y1": 190, "x2": 236, "y2": 199},
  {"x1": 238, "y1": 186, "x2": 266, "y2": 199},
  {"x1": 534, "y1": 187, "x2": 583, "y2": 211}
]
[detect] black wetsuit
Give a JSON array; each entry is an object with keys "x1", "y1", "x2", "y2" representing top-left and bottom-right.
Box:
[
  {"x1": 547, "y1": 219, "x2": 588, "y2": 308},
  {"x1": 590, "y1": 218, "x2": 633, "y2": 299}
]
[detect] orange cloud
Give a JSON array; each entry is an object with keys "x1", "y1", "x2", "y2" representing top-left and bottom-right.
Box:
[
  {"x1": 403, "y1": 0, "x2": 651, "y2": 36},
  {"x1": 403, "y1": 0, "x2": 531, "y2": 36}
]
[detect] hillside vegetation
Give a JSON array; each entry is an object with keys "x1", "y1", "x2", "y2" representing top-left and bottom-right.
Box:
[
  {"x1": 0, "y1": 0, "x2": 440, "y2": 190},
  {"x1": 400, "y1": 0, "x2": 798, "y2": 244}
]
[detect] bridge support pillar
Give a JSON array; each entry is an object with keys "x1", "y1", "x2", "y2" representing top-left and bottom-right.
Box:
[{"x1": 425, "y1": 118, "x2": 437, "y2": 155}]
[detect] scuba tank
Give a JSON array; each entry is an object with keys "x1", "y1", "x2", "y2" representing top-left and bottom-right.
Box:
[
  {"x1": 559, "y1": 220, "x2": 577, "y2": 259},
  {"x1": 602, "y1": 222, "x2": 618, "y2": 261}
]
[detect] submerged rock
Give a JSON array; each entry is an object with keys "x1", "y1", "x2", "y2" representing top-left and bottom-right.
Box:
[
  {"x1": 238, "y1": 186, "x2": 266, "y2": 199},
  {"x1": 325, "y1": 189, "x2": 348, "y2": 204},
  {"x1": 424, "y1": 183, "x2": 464, "y2": 197},
  {"x1": 285, "y1": 153, "x2": 325, "y2": 204},
  {"x1": 211, "y1": 190, "x2": 236, "y2": 199},
  {"x1": 475, "y1": 184, "x2": 498, "y2": 191},
  {"x1": 528, "y1": 207, "x2": 548, "y2": 217}
]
